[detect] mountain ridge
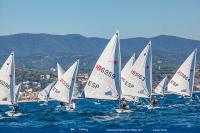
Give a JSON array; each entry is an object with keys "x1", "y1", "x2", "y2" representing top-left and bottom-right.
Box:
[
  {"x1": 0, "y1": 33, "x2": 200, "y2": 70},
  {"x1": 0, "y1": 33, "x2": 200, "y2": 57}
]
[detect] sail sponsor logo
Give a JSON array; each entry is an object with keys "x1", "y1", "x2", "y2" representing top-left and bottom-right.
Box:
[
  {"x1": 177, "y1": 70, "x2": 189, "y2": 81},
  {"x1": 59, "y1": 78, "x2": 70, "y2": 89},
  {"x1": 96, "y1": 65, "x2": 115, "y2": 79},
  {"x1": 170, "y1": 80, "x2": 179, "y2": 87},
  {"x1": 131, "y1": 70, "x2": 145, "y2": 81},
  {"x1": 88, "y1": 80, "x2": 99, "y2": 89},
  {"x1": 0, "y1": 80, "x2": 10, "y2": 89},
  {"x1": 105, "y1": 91, "x2": 112, "y2": 96},
  {"x1": 121, "y1": 77, "x2": 134, "y2": 88}
]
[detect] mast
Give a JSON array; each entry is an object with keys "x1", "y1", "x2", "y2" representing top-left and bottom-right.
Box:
[
  {"x1": 69, "y1": 60, "x2": 79, "y2": 103},
  {"x1": 117, "y1": 30, "x2": 122, "y2": 99},
  {"x1": 10, "y1": 51, "x2": 15, "y2": 104},
  {"x1": 190, "y1": 48, "x2": 197, "y2": 97}
]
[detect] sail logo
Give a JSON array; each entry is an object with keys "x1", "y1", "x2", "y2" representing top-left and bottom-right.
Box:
[
  {"x1": 0, "y1": 80, "x2": 10, "y2": 89},
  {"x1": 177, "y1": 70, "x2": 190, "y2": 81},
  {"x1": 96, "y1": 65, "x2": 115, "y2": 79},
  {"x1": 121, "y1": 77, "x2": 134, "y2": 88},
  {"x1": 105, "y1": 91, "x2": 112, "y2": 96},
  {"x1": 88, "y1": 80, "x2": 99, "y2": 89},
  {"x1": 131, "y1": 70, "x2": 145, "y2": 81},
  {"x1": 59, "y1": 78, "x2": 70, "y2": 89}
]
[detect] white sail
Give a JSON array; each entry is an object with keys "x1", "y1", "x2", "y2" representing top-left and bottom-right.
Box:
[
  {"x1": 50, "y1": 60, "x2": 79, "y2": 103},
  {"x1": 38, "y1": 81, "x2": 55, "y2": 102},
  {"x1": 121, "y1": 42, "x2": 152, "y2": 98},
  {"x1": 121, "y1": 53, "x2": 135, "y2": 78},
  {"x1": 84, "y1": 31, "x2": 121, "y2": 100},
  {"x1": 0, "y1": 52, "x2": 15, "y2": 105},
  {"x1": 57, "y1": 63, "x2": 65, "y2": 80},
  {"x1": 167, "y1": 49, "x2": 197, "y2": 97},
  {"x1": 121, "y1": 54, "x2": 136, "y2": 101},
  {"x1": 154, "y1": 76, "x2": 167, "y2": 95},
  {"x1": 14, "y1": 83, "x2": 22, "y2": 104}
]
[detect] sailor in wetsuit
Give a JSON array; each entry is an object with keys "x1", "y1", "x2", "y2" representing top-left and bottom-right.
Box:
[
  {"x1": 150, "y1": 96, "x2": 158, "y2": 107},
  {"x1": 12, "y1": 105, "x2": 19, "y2": 114},
  {"x1": 120, "y1": 98, "x2": 129, "y2": 110},
  {"x1": 60, "y1": 102, "x2": 67, "y2": 107}
]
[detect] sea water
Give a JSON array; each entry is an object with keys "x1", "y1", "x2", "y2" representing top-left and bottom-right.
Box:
[{"x1": 0, "y1": 94, "x2": 200, "y2": 132}]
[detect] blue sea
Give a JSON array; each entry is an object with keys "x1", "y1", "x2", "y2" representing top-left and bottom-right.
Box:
[{"x1": 0, "y1": 94, "x2": 200, "y2": 133}]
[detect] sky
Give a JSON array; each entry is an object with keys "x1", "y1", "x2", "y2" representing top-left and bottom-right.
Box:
[{"x1": 0, "y1": 0, "x2": 200, "y2": 40}]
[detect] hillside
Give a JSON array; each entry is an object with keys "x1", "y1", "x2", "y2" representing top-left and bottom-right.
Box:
[{"x1": 0, "y1": 33, "x2": 200, "y2": 70}]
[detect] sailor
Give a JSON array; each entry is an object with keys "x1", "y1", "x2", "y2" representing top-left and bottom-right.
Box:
[
  {"x1": 120, "y1": 97, "x2": 129, "y2": 109},
  {"x1": 13, "y1": 105, "x2": 19, "y2": 114},
  {"x1": 193, "y1": 94, "x2": 199, "y2": 100},
  {"x1": 60, "y1": 102, "x2": 67, "y2": 107},
  {"x1": 150, "y1": 96, "x2": 158, "y2": 107},
  {"x1": 69, "y1": 103, "x2": 75, "y2": 109}
]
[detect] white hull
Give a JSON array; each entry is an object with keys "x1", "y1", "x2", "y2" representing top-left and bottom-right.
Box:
[
  {"x1": 115, "y1": 108, "x2": 133, "y2": 113},
  {"x1": 5, "y1": 111, "x2": 22, "y2": 117},
  {"x1": 146, "y1": 105, "x2": 160, "y2": 109}
]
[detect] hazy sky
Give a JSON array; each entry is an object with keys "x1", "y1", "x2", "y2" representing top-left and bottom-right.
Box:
[{"x1": 0, "y1": 0, "x2": 200, "y2": 40}]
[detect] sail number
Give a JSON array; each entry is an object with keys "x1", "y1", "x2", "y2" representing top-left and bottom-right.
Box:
[
  {"x1": 96, "y1": 65, "x2": 115, "y2": 79},
  {"x1": 170, "y1": 80, "x2": 179, "y2": 87},
  {"x1": 88, "y1": 81, "x2": 99, "y2": 89},
  {"x1": 51, "y1": 87, "x2": 60, "y2": 93},
  {"x1": 59, "y1": 78, "x2": 70, "y2": 88},
  {"x1": 0, "y1": 80, "x2": 10, "y2": 89},
  {"x1": 121, "y1": 77, "x2": 134, "y2": 88},
  {"x1": 177, "y1": 70, "x2": 190, "y2": 81},
  {"x1": 131, "y1": 70, "x2": 145, "y2": 81}
]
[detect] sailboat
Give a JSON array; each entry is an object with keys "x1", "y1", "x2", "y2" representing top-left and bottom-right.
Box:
[
  {"x1": 154, "y1": 76, "x2": 168, "y2": 96},
  {"x1": 121, "y1": 53, "x2": 138, "y2": 101},
  {"x1": 50, "y1": 60, "x2": 79, "y2": 110},
  {"x1": 6, "y1": 83, "x2": 23, "y2": 116},
  {"x1": 84, "y1": 31, "x2": 123, "y2": 111},
  {"x1": 121, "y1": 42, "x2": 152, "y2": 104},
  {"x1": 38, "y1": 63, "x2": 64, "y2": 105},
  {"x1": 167, "y1": 49, "x2": 197, "y2": 98},
  {"x1": 0, "y1": 52, "x2": 21, "y2": 116},
  {"x1": 38, "y1": 81, "x2": 55, "y2": 104}
]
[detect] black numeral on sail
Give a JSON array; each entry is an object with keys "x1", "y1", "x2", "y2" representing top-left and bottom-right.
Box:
[
  {"x1": 177, "y1": 70, "x2": 189, "y2": 81},
  {"x1": 122, "y1": 77, "x2": 134, "y2": 88},
  {"x1": 131, "y1": 70, "x2": 145, "y2": 81},
  {"x1": 88, "y1": 81, "x2": 99, "y2": 89},
  {"x1": 0, "y1": 80, "x2": 10, "y2": 89},
  {"x1": 170, "y1": 80, "x2": 178, "y2": 87},
  {"x1": 96, "y1": 65, "x2": 115, "y2": 79}
]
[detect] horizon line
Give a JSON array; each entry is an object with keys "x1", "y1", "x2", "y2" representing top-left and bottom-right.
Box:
[{"x1": 0, "y1": 32, "x2": 199, "y2": 42}]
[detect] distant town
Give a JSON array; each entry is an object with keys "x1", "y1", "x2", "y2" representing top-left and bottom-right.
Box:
[{"x1": 14, "y1": 60, "x2": 200, "y2": 102}]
